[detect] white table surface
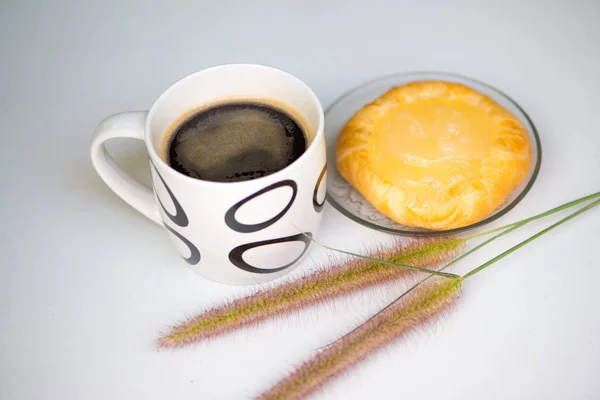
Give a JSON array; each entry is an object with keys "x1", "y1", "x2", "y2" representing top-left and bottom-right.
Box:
[{"x1": 2, "y1": 1, "x2": 600, "y2": 399}]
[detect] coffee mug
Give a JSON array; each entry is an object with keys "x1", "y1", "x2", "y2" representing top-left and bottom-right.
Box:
[{"x1": 90, "y1": 64, "x2": 326, "y2": 285}]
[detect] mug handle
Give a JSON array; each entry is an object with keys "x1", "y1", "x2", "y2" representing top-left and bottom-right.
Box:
[{"x1": 90, "y1": 111, "x2": 161, "y2": 225}]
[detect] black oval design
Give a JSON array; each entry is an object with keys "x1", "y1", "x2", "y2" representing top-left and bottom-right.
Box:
[
  {"x1": 151, "y1": 162, "x2": 189, "y2": 227},
  {"x1": 225, "y1": 180, "x2": 297, "y2": 233},
  {"x1": 229, "y1": 232, "x2": 312, "y2": 274},
  {"x1": 312, "y1": 164, "x2": 327, "y2": 212},
  {"x1": 163, "y1": 224, "x2": 200, "y2": 265}
]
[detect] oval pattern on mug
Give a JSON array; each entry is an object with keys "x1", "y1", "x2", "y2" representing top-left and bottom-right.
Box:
[
  {"x1": 229, "y1": 232, "x2": 312, "y2": 274},
  {"x1": 242, "y1": 240, "x2": 307, "y2": 270},
  {"x1": 225, "y1": 180, "x2": 297, "y2": 233},
  {"x1": 313, "y1": 164, "x2": 327, "y2": 213},
  {"x1": 151, "y1": 162, "x2": 189, "y2": 227},
  {"x1": 164, "y1": 224, "x2": 200, "y2": 265},
  {"x1": 234, "y1": 184, "x2": 295, "y2": 226}
]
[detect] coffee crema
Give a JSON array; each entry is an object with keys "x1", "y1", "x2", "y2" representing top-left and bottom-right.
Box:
[{"x1": 162, "y1": 99, "x2": 309, "y2": 183}]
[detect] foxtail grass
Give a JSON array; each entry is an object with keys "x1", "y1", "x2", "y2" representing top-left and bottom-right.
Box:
[
  {"x1": 258, "y1": 276, "x2": 463, "y2": 400},
  {"x1": 158, "y1": 237, "x2": 465, "y2": 348}
]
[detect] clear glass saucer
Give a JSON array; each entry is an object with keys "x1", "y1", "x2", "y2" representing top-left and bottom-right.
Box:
[{"x1": 325, "y1": 71, "x2": 542, "y2": 236}]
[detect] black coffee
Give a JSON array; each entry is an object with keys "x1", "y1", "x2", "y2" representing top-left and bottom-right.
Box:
[{"x1": 164, "y1": 101, "x2": 308, "y2": 182}]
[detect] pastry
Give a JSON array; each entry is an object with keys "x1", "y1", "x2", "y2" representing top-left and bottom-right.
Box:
[{"x1": 335, "y1": 80, "x2": 532, "y2": 230}]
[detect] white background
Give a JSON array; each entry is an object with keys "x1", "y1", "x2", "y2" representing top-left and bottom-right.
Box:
[{"x1": 1, "y1": 1, "x2": 600, "y2": 399}]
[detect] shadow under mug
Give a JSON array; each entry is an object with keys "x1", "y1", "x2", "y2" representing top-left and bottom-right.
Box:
[{"x1": 90, "y1": 64, "x2": 327, "y2": 285}]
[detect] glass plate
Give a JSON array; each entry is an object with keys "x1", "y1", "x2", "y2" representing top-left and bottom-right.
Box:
[{"x1": 325, "y1": 71, "x2": 542, "y2": 236}]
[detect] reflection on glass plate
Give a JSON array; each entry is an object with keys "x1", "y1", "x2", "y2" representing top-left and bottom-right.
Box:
[{"x1": 325, "y1": 72, "x2": 541, "y2": 236}]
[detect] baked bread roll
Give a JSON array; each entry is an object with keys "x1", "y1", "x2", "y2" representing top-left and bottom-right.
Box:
[{"x1": 335, "y1": 81, "x2": 532, "y2": 230}]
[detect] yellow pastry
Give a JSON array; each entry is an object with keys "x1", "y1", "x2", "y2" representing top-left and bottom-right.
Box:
[{"x1": 335, "y1": 80, "x2": 532, "y2": 230}]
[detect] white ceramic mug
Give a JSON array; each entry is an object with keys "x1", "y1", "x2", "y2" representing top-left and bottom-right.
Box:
[{"x1": 90, "y1": 64, "x2": 326, "y2": 285}]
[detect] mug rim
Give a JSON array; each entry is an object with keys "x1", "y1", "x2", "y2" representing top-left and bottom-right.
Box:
[{"x1": 144, "y1": 63, "x2": 325, "y2": 186}]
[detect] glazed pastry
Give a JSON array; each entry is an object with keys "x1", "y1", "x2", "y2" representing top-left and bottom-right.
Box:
[{"x1": 335, "y1": 81, "x2": 532, "y2": 230}]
